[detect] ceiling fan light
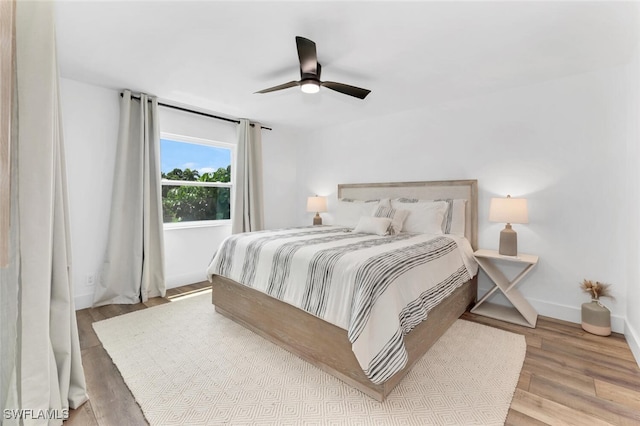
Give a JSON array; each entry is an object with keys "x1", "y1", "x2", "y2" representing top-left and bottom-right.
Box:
[{"x1": 300, "y1": 80, "x2": 320, "y2": 94}]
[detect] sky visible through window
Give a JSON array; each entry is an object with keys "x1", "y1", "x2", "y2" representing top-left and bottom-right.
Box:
[{"x1": 160, "y1": 139, "x2": 231, "y2": 175}]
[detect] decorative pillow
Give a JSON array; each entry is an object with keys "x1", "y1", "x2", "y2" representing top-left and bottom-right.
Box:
[
  {"x1": 353, "y1": 216, "x2": 392, "y2": 236},
  {"x1": 373, "y1": 205, "x2": 409, "y2": 235},
  {"x1": 333, "y1": 199, "x2": 387, "y2": 228},
  {"x1": 440, "y1": 199, "x2": 466, "y2": 237},
  {"x1": 390, "y1": 199, "x2": 449, "y2": 234}
]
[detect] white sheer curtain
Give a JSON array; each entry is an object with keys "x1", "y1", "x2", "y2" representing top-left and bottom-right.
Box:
[
  {"x1": 93, "y1": 90, "x2": 166, "y2": 306},
  {"x1": 0, "y1": 1, "x2": 88, "y2": 424},
  {"x1": 232, "y1": 119, "x2": 265, "y2": 233}
]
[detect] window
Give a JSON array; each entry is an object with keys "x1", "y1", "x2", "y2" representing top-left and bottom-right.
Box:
[{"x1": 160, "y1": 134, "x2": 233, "y2": 226}]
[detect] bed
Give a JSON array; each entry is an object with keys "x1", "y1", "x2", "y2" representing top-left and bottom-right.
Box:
[{"x1": 207, "y1": 180, "x2": 478, "y2": 401}]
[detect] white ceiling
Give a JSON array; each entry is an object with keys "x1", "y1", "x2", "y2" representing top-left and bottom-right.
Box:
[{"x1": 55, "y1": 1, "x2": 638, "y2": 132}]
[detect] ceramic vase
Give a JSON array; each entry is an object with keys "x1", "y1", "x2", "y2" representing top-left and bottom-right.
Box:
[{"x1": 581, "y1": 300, "x2": 611, "y2": 336}]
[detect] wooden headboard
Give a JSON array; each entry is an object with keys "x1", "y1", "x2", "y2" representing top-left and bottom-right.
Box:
[{"x1": 337, "y1": 180, "x2": 478, "y2": 250}]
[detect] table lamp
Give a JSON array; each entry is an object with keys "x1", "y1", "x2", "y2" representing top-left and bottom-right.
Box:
[
  {"x1": 489, "y1": 195, "x2": 528, "y2": 256},
  {"x1": 307, "y1": 196, "x2": 327, "y2": 225}
]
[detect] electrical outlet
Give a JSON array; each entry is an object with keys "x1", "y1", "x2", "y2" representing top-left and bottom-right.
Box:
[{"x1": 86, "y1": 274, "x2": 95, "y2": 287}]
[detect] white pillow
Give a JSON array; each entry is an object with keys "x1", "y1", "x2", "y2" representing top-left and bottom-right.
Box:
[
  {"x1": 373, "y1": 205, "x2": 409, "y2": 235},
  {"x1": 390, "y1": 199, "x2": 449, "y2": 234},
  {"x1": 406, "y1": 198, "x2": 466, "y2": 236},
  {"x1": 333, "y1": 199, "x2": 387, "y2": 228},
  {"x1": 442, "y1": 199, "x2": 466, "y2": 237},
  {"x1": 353, "y1": 216, "x2": 392, "y2": 236}
]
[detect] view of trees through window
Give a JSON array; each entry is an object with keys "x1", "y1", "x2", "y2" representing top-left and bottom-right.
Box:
[{"x1": 160, "y1": 138, "x2": 232, "y2": 223}]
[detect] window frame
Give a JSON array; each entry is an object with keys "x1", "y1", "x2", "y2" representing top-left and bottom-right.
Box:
[{"x1": 160, "y1": 132, "x2": 235, "y2": 230}]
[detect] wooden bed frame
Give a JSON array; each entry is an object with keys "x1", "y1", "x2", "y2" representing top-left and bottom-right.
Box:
[{"x1": 211, "y1": 179, "x2": 478, "y2": 401}]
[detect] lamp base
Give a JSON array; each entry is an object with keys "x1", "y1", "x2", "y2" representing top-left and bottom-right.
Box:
[
  {"x1": 313, "y1": 213, "x2": 323, "y2": 226},
  {"x1": 498, "y1": 224, "x2": 518, "y2": 256}
]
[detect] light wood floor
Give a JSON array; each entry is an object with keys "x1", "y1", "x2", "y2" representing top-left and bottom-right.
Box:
[{"x1": 67, "y1": 282, "x2": 640, "y2": 425}]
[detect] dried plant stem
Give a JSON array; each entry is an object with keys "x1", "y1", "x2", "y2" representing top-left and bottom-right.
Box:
[{"x1": 580, "y1": 279, "x2": 614, "y2": 301}]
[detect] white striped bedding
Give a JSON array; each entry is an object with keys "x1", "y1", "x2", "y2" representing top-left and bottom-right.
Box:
[{"x1": 206, "y1": 226, "x2": 478, "y2": 384}]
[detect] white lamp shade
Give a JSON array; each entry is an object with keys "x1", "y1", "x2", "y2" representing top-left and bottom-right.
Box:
[
  {"x1": 307, "y1": 196, "x2": 327, "y2": 213},
  {"x1": 489, "y1": 196, "x2": 528, "y2": 224}
]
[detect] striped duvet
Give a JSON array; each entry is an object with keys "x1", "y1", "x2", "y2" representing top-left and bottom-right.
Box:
[{"x1": 207, "y1": 226, "x2": 478, "y2": 384}]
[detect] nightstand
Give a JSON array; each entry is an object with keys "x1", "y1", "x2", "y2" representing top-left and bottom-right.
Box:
[{"x1": 471, "y1": 249, "x2": 539, "y2": 328}]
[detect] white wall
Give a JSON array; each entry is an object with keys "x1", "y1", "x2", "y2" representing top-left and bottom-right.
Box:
[
  {"x1": 61, "y1": 79, "x2": 119, "y2": 309},
  {"x1": 624, "y1": 24, "x2": 640, "y2": 364},
  {"x1": 61, "y1": 79, "x2": 298, "y2": 309},
  {"x1": 262, "y1": 127, "x2": 299, "y2": 229},
  {"x1": 295, "y1": 64, "x2": 633, "y2": 333}
]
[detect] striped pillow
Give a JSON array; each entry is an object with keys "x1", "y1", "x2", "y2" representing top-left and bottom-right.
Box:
[
  {"x1": 374, "y1": 206, "x2": 409, "y2": 235},
  {"x1": 438, "y1": 199, "x2": 466, "y2": 236}
]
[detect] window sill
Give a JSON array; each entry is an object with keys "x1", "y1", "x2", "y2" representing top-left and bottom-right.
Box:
[{"x1": 163, "y1": 220, "x2": 232, "y2": 231}]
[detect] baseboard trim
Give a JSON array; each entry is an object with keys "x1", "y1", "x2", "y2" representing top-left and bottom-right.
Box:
[
  {"x1": 74, "y1": 292, "x2": 95, "y2": 311},
  {"x1": 476, "y1": 285, "x2": 624, "y2": 333},
  {"x1": 165, "y1": 272, "x2": 208, "y2": 289},
  {"x1": 74, "y1": 271, "x2": 208, "y2": 310},
  {"x1": 625, "y1": 321, "x2": 640, "y2": 368},
  {"x1": 529, "y1": 298, "x2": 624, "y2": 334}
]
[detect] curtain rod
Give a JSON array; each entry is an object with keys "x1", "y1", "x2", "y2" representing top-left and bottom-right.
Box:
[{"x1": 120, "y1": 92, "x2": 272, "y2": 131}]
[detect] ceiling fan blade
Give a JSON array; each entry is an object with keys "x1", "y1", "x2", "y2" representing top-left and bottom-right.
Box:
[
  {"x1": 296, "y1": 36, "x2": 318, "y2": 75},
  {"x1": 321, "y1": 81, "x2": 371, "y2": 99},
  {"x1": 254, "y1": 81, "x2": 300, "y2": 94}
]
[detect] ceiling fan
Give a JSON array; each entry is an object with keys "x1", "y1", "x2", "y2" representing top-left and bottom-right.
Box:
[{"x1": 255, "y1": 36, "x2": 371, "y2": 100}]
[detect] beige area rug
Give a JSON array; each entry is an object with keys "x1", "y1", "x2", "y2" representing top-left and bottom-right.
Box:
[{"x1": 93, "y1": 291, "x2": 526, "y2": 425}]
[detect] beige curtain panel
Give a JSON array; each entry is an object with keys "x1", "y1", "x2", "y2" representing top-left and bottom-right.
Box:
[
  {"x1": 93, "y1": 90, "x2": 166, "y2": 306},
  {"x1": 1, "y1": 1, "x2": 88, "y2": 424},
  {"x1": 0, "y1": 0, "x2": 18, "y2": 415},
  {"x1": 232, "y1": 119, "x2": 265, "y2": 233}
]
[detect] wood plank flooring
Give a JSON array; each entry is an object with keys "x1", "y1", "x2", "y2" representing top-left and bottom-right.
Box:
[
  {"x1": 66, "y1": 282, "x2": 640, "y2": 425},
  {"x1": 460, "y1": 312, "x2": 640, "y2": 426}
]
